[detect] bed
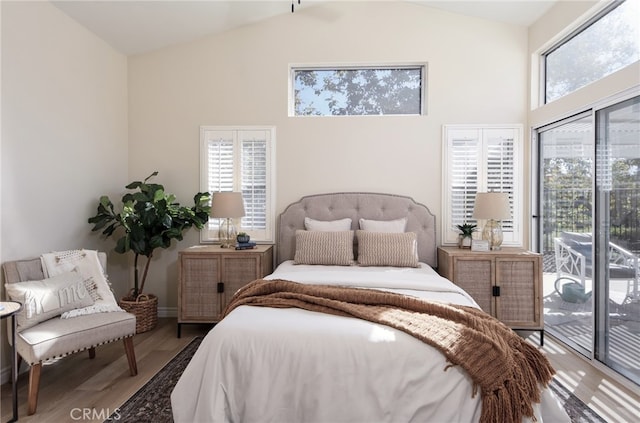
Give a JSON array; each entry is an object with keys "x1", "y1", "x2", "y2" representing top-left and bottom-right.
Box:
[{"x1": 171, "y1": 192, "x2": 570, "y2": 423}]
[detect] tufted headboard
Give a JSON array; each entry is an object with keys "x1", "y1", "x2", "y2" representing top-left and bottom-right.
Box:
[{"x1": 276, "y1": 192, "x2": 437, "y2": 267}]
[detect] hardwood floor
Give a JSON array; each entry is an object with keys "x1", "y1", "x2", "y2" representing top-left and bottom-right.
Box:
[
  {"x1": 0, "y1": 318, "x2": 210, "y2": 423},
  {"x1": 526, "y1": 332, "x2": 640, "y2": 422},
  {"x1": 1, "y1": 319, "x2": 638, "y2": 422}
]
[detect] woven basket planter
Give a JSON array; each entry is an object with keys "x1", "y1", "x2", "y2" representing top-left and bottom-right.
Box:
[{"x1": 119, "y1": 293, "x2": 158, "y2": 333}]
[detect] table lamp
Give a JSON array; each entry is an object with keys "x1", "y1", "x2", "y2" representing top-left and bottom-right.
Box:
[
  {"x1": 472, "y1": 192, "x2": 511, "y2": 250},
  {"x1": 211, "y1": 192, "x2": 245, "y2": 248}
]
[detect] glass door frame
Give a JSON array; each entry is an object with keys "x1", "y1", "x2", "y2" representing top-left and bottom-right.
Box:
[
  {"x1": 531, "y1": 86, "x2": 640, "y2": 385},
  {"x1": 533, "y1": 109, "x2": 594, "y2": 359}
]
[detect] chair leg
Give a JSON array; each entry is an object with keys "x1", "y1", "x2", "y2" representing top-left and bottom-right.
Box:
[
  {"x1": 27, "y1": 362, "x2": 42, "y2": 415},
  {"x1": 123, "y1": 337, "x2": 138, "y2": 376},
  {"x1": 88, "y1": 347, "x2": 96, "y2": 359}
]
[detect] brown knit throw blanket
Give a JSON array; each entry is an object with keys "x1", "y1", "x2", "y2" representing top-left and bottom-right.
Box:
[{"x1": 223, "y1": 279, "x2": 555, "y2": 423}]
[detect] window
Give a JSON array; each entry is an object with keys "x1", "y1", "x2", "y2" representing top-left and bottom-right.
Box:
[
  {"x1": 543, "y1": 0, "x2": 639, "y2": 103},
  {"x1": 442, "y1": 125, "x2": 523, "y2": 246},
  {"x1": 200, "y1": 126, "x2": 276, "y2": 243},
  {"x1": 290, "y1": 65, "x2": 426, "y2": 116}
]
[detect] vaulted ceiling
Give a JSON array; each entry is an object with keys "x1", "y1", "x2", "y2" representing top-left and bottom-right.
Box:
[{"x1": 51, "y1": 1, "x2": 557, "y2": 56}]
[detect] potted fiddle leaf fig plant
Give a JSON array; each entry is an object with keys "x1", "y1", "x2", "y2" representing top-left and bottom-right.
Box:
[
  {"x1": 88, "y1": 171, "x2": 211, "y2": 332},
  {"x1": 456, "y1": 223, "x2": 477, "y2": 249}
]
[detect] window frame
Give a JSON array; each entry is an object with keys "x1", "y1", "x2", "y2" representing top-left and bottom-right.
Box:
[
  {"x1": 289, "y1": 63, "x2": 427, "y2": 117},
  {"x1": 442, "y1": 124, "x2": 523, "y2": 246},
  {"x1": 199, "y1": 125, "x2": 276, "y2": 244},
  {"x1": 540, "y1": 0, "x2": 637, "y2": 105}
]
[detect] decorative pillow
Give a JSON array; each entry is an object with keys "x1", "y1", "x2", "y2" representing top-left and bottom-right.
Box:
[
  {"x1": 4, "y1": 269, "x2": 95, "y2": 331},
  {"x1": 294, "y1": 230, "x2": 355, "y2": 266},
  {"x1": 359, "y1": 217, "x2": 407, "y2": 233},
  {"x1": 41, "y1": 249, "x2": 123, "y2": 318},
  {"x1": 304, "y1": 217, "x2": 352, "y2": 231},
  {"x1": 356, "y1": 230, "x2": 419, "y2": 268}
]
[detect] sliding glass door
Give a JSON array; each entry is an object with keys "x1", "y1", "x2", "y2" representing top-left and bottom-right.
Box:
[
  {"x1": 537, "y1": 95, "x2": 639, "y2": 384},
  {"x1": 539, "y1": 113, "x2": 594, "y2": 356},
  {"x1": 594, "y1": 96, "x2": 640, "y2": 381}
]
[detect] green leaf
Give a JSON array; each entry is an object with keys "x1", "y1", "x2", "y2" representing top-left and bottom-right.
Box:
[
  {"x1": 87, "y1": 171, "x2": 214, "y2": 295},
  {"x1": 115, "y1": 236, "x2": 129, "y2": 254},
  {"x1": 153, "y1": 188, "x2": 166, "y2": 202}
]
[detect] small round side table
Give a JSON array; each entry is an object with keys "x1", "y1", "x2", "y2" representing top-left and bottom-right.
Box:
[{"x1": 1, "y1": 301, "x2": 22, "y2": 422}]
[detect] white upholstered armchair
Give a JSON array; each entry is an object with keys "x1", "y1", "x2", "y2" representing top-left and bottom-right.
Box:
[{"x1": 2, "y1": 251, "x2": 138, "y2": 415}]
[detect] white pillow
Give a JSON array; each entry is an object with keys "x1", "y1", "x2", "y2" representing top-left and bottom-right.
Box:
[
  {"x1": 304, "y1": 217, "x2": 352, "y2": 231},
  {"x1": 359, "y1": 217, "x2": 407, "y2": 233},
  {"x1": 41, "y1": 249, "x2": 123, "y2": 318},
  {"x1": 5, "y1": 269, "x2": 95, "y2": 331},
  {"x1": 294, "y1": 230, "x2": 355, "y2": 266}
]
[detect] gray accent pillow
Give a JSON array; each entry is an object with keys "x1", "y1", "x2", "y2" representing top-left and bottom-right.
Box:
[
  {"x1": 294, "y1": 230, "x2": 355, "y2": 266},
  {"x1": 356, "y1": 230, "x2": 419, "y2": 268}
]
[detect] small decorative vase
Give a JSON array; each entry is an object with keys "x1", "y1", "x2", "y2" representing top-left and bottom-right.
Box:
[{"x1": 237, "y1": 234, "x2": 250, "y2": 243}]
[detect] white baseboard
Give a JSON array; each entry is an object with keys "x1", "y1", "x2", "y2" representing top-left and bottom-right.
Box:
[
  {"x1": 1, "y1": 360, "x2": 27, "y2": 386},
  {"x1": 158, "y1": 306, "x2": 177, "y2": 318}
]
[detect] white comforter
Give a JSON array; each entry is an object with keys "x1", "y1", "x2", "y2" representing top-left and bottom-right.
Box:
[{"x1": 171, "y1": 261, "x2": 569, "y2": 423}]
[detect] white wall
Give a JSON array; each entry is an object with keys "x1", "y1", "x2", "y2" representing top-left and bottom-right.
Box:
[
  {"x1": 0, "y1": 1, "x2": 128, "y2": 374},
  {"x1": 128, "y1": 1, "x2": 530, "y2": 310}
]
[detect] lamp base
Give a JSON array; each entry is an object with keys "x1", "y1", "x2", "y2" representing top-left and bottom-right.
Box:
[
  {"x1": 482, "y1": 219, "x2": 503, "y2": 250},
  {"x1": 218, "y1": 218, "x2": 238, "y2": 248}
]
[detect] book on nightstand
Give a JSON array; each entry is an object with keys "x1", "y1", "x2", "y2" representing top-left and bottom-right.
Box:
[{"x1": 235, "y1": 242, "x2": 257, "y2": 250}]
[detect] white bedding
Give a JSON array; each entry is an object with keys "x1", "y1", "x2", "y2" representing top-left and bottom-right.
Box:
[{"x1": 171, "y1": 261, "x2": 570, "y2": 423}]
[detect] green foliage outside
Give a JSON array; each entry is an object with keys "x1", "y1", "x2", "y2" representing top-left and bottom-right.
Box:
[{"x1": 294, "y1": 68, "x2": 422, "y2": 116}]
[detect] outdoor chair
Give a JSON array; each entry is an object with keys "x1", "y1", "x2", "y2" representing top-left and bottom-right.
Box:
[{"x1": 554, "y1": 232, "x2": 639, "y2": 303}]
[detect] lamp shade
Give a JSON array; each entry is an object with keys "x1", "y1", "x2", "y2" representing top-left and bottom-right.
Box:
[
  {"x1": 210, "y1": 192, "x2": 245, "y2": 218},
  {"x1": 472, "y1": 192, "x2": 511, "y2": 220}
]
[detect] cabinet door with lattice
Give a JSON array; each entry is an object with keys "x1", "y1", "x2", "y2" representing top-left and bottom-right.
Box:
[
  {"x1": 495, "y1": 256, "x2": 541, "y2": 329},
  {"x1": 452, "y1": 257, "x2": 495, "y2": 315},
  {"x1": 221, "y1": 254, "x2": 263, "y2": 309},
  {"x1": 179, "y1": 254, "x2": 221, "y2": 322}
]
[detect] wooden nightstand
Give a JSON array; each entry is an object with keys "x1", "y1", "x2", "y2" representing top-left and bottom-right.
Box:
[
  {"x1": 177, "y1": 244, "x2": 273, "y2": 337},
  {"x1": 437, "y1": 246, "x2": 544, "y2": 345}
]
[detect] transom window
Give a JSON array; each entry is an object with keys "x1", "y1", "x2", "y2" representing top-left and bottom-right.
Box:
[
  {"x1": 290, "y1": 65, "x2": 426, "y2": 116},
  {"x1": 543, "y1": 0, "x2": 639, "y2": 104}
]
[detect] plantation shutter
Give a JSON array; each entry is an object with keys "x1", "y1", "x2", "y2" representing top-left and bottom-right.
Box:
[
  {"x1": 449, "y1": 130, "x2": 481, "y2": 230},
  {"x1": 442, "y1": 125, "x2": 522, "y2": 246},
  {"x1": 200, "y1": 126, "x2": 275, "y2": 242},
  {"x1": 484, "y1": 129, "x2": 516, "y2": 234},
  {"x1": 206, "y1": 132, "x2": 235, "y2": 193},
  {"x1": 239, "y1": 130, "x2": 269, "y2": 231}
]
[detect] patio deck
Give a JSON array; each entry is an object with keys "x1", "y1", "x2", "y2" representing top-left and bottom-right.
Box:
[{"x1": 542, "y1": 253, "x2": 640, "y2": 383}]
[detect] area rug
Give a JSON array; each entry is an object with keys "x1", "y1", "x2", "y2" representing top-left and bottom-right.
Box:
[
  {"x1": 104, "y1": 336, "x2": 204, "y2": 423},
  {"x1": 105, "y1": 336, "x2": 605, "y2": 423}
]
